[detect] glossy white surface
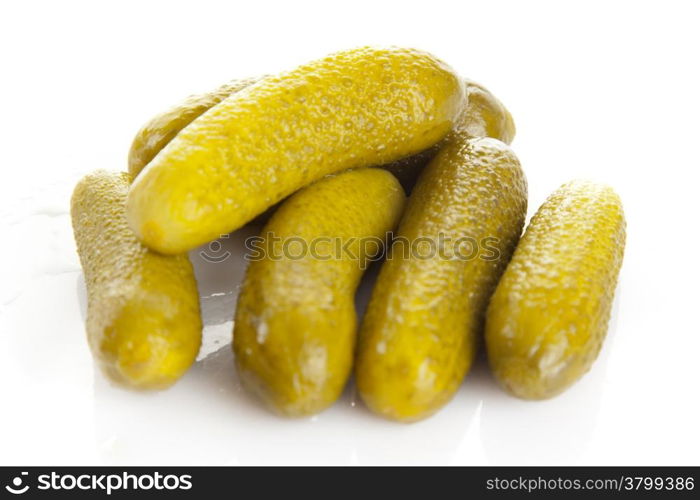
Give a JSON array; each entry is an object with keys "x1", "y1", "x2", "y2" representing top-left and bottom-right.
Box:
[{"x1": 1, "y1": 0, "x2": 699, "y2": 465}]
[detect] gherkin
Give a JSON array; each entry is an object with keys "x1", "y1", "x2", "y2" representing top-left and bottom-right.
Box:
[
  {"x1": 458, "y1": 79, "x2": 515, "y2": 144},
  {"x1": 128, "y1": 76, "x2": 262, "y2": 179},
  {"x1": 126, "y1": 76, "x2": 515, "y2": 192},
  {"x1": 126, "y1": 47, "x2": 464, "y2": 254},
  {"x1": 486, "y1": 180, "x2": 625, "y2": 400},
  {"x1": 71, "y1": 170, "x2": 201, "y2": 389},
  {"x1": 356, "y1": 134, "x2": 528, "y2": 422},
  {"x1": 234, "y1": 168, "x2": 405, "y2": 417}
]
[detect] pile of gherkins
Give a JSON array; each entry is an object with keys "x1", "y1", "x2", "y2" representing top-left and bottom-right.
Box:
[{"x1": 71, "y1": 47, "x2": 626, "y2": 422}]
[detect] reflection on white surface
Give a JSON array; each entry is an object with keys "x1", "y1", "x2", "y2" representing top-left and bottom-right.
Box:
[
  {"x1": 92, "y1": 350, "x2": 479, "y2": 466},
  {"x1": 89, "y1": 227, "x2": 481, "y2": 465},
  {"x1": 477, "y1": 293, "x2": 620, "y2": 465}
]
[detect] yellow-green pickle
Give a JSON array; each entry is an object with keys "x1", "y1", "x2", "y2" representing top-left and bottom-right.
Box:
[
  {"x1": 126, "y1": 46, "x2": 464, "y2": 254},
  {"x1": 71, "y1": 170, "x2": 202, "y2": 389},
  {"x1": 127, "y1": 77, "x2": 515, "y2": 192},
  {"x1": 458, "y1": 79, "x2": 516, "y2": 144},
  {"x1": 486, "y1": 180, "x2": 626, "y2": 399},
  {"x1": 234, "y1": 168, "x2": 406, "y2": 416},
  {"x1": 128, "y1": 76, "x2": 263, "y2": 179},
  {"x1": 356, "y1": 134, "x2": 528, "y2": 422},
  {"x1": 388, "y1": 79, "x2": 517, "y2": 190}
]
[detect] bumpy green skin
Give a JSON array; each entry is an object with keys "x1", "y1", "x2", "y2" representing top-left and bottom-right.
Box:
[
  {"x1": 127, "y1": 46, "x2": 464, "y2": 254},
  {"x1": 127, "y1": 76, "x2": 263, "y2": 180},
  {"x1": 234, "y1": 169, "x2": 406, "y2": 417},
  {"x1": 71, "y1": 170, "x2": 202, "y2": 389},
  {"x1": 386, "y1": 79, "x2": 517, "y2": 191},
  {"x1": 126, "y1": 76, "x2": 515, "y2": 196},
  {"x1": 486, "y1": 180, "x2": 626, "y2": 400},
  {"x1": 356, "y1": 135, "x2": 528, "y2": 422}
]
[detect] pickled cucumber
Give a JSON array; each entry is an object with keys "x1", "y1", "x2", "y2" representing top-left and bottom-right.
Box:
[
  {"x1": 382, "y1": 79, "x2": 517, "y2": 191},
  {"x1": 128, "y1": 76, "x2": 262, "y2": 179},
  {"x1": 485, "y1": 180, "x2": 626, "y2": 399},
  {"x1": 458, "y1": 79, "x2": 515, "y2": 144},
  {"x1": 233, "y1": 168, "x2": 406, "y2": 416},
  {"x1": 126, "y1": 77, "x2": 515, "y2": 193},
  {"x1": 356, "y1": 134, "x2": 528, "y2": 422},
  {"x1": 127, "y1": 46, "x2": 464, "y2": 254},
  {"x1": 71, "y1": 170, "x2": 201, "y2": 389}
]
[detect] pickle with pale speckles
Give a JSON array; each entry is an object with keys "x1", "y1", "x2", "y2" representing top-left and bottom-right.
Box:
[
  {"x1": 128, "y1": 76, "x2": 263, "y2": 179},
  {"x1": 126, "y1": 77, "x2": 515, "y2": 194},
  {"x1": 486, "y1": 180, "x2": 626, "y2": 400},
  {"x1": 233, "y1": 168, "x2": 405, "y2": 417},
  {"x1": 356, "y1": 134, "x2": 527, "y2": 422},
  {"x1": 126, "y1": 47, "x2": 464, "y2": 254},
  {"x1": 71, "y1": 170, "x2": 201, "y2": 389}
]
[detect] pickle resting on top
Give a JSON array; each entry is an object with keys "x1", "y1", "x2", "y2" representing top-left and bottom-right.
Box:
[
  {"x1": 127, "y1": 76, "x2": 515, "y2": 193},
  {"x1": 128, "y1": 76, "x2": 262, "y2": 179},
  {"x1": 126, "y1": 46, "x2": 464, "y2": 254}
]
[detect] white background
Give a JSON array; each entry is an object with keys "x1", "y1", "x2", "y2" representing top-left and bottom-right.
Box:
[{"x1": 1, "y1": 0, "x2": 699, "y2": 465}]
